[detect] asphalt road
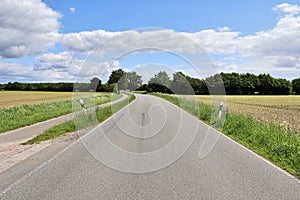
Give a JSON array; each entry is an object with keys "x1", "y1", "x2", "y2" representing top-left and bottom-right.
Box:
[{"x1": 0, "y1": 94, "x2": 299, "y2": 199}]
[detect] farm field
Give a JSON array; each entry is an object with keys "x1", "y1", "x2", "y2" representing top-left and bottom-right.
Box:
[
  {"x1": 0, "y1": 91, "x2": 114, "y2": 109},
  {"x1": 0, "y1": 91, "x2": 121, "y2": 133},
  {"x1": 197, "y1": 95, "x2": 300, "y2": 134},
  {"x1": 0, "y1": 91, "x2": 73, "y2": 109}
]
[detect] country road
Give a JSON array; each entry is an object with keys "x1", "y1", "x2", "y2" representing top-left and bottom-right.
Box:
[{"x1": 0, "y1": 94, "x2": 299, "y2": 199}]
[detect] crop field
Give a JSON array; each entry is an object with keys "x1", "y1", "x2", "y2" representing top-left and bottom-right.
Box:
[
  {"x1": 197, "y1": 95, "x2": 300, "y2": 134},
  {"x1": 0, "y1": 91, "x2": 113, "y2": 109},
  {"x1": 0, "y1": 91, "x2": 73, "y2": 109},
  {"x1": 0, "y1": 91, "x2": 121, "y2": 133}
]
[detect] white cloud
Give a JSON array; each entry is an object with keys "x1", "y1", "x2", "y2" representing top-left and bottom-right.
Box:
[
  {"x1": 34, "y1": 52, "x2": 75, "y2": 70},
  {"x1": 60, "y1": 29, "x2": 208, "y2": 55},
  {"x1": 188, "y1": 29, "x2": 240, "y2": 54},
  {"x1": 0, "y1": 62, "x2": 73, "y2": 83},
  {"x1": 0, "y1": 0, "x2": 62, "y2": 58},
  {"x1": 70, "y1": 7, "x2": 76, "y2": 13},
  {"x1": 273, "y1": 3, "x2": 300, "y2": 14},
  {"x1": 34, "y1": 51, "x2": 121, "y2": 82},
  {"x1": 217, "y1": 26, "x2": 231, "y2": 32}
]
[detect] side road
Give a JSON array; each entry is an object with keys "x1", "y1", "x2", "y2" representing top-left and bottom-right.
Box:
[{"x1": 0, "y1": 94, "x2": 128, "y2": 148}]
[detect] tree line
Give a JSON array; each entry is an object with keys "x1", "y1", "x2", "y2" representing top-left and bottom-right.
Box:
[{"x1": 1, "y1": 69, "x2": 300, "y2": 95}]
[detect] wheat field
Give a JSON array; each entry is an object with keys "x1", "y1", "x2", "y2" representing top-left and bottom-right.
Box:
[{"x1": 197, "y1": 95, "x2": 300, "y2": 134}]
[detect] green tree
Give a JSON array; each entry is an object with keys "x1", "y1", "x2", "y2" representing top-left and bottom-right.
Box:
[
  {"x1": 257, "y1": 74, "x2": 276, "y2": 94},
  {"x1": 171, "y1": 72, "x2": 194, "y2": 94},
  {"x1": 240, "y1": 73, "x2": 258, "y2": 95},
  {"x1": 220, "y1": 72, "x2": 242, "y2": 95},
  {"x1": 274, "y1": 78, "x2": 291, "y2": 95},
  {"x1": 126, "y1": 71, "x2": 142, "y2": 91},
  {"x1": 90, "y1": 77, "x2": 102, "y2": 91},
  {"x1": 148, "y1": 71, "x2": 172, "y2": 93},
  {"x1": 292, "y1": 78, "x2": 300, "y2": 94},
  {"x1": 107, "y1": 69, "x2": 125, "y2": 85}
]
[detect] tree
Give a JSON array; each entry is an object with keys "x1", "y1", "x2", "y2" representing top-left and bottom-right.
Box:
[
  {"x1": 274, "y1": 78, "x2": 291, "y2": 95},
  {"x1": 240, "y1": 73, "x2": 258, "y2": 95},
  {"x1": 220, "y1": 72, "x2": 242, "y2": 95},
  {"x1": 292, "y1": 78, "x2": 300, "y2": 94},
  {"x1": 107, "y1": 69, "x2": 125, "y2": 85},
  {"x1": 171, "y1": 72, "x2": 194, "y2": 94},
  {"x1": 90, "y1": 77, "x2": 102, "y2": 91},
  {"x1": 186, "y1": 75, "x2": 208, "y2": 95},
  {"x1": 148, "y1": 71, "x2": 172, "y2": 93},
  {"x1": 125, "y1": 71, "x2": 142, "y2": 91},
  {"x1": 257, "y1": 74, "x2": 276, "y2": 95}
]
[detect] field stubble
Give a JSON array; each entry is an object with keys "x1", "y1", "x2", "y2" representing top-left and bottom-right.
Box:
[{"x1": 197, "y1": 95, "x2": 300, "y2": 134}]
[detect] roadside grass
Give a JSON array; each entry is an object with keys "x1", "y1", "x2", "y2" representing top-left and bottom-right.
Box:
[
  {"x1": 197, "y1": 95, "x2": 300, "y2": 134},
  {"x1": 152, "y1": 93, "x2": 300, "y2": 178},
  {"x1": 23, "y1": 94, "x2": 135, "y2": 145},
  {"x1": 0, "y1": 93, "x2": 121, "y2": 133}
]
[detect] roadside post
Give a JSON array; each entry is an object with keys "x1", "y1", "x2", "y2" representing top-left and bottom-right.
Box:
[
  {"x1": 79, "y1": 99, "x2": 87, "y2": 115},
  {"x1": 218, "y1": 102, "x2": 228, "y2": 119}
]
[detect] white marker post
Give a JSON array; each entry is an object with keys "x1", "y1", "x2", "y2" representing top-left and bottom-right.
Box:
[
  {"x1": 218, "y1": 102, "x2": 228, "y2": 119},
  {"x1": 79, "y1": 99, "x2": 87, "y2": 115}
]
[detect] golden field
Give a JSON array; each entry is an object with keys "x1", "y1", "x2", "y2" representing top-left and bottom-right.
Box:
[
  {"x1": 197, "y1": 95, "x2": 300, "y2": 134},
  {"x1": 0, "y1": 91, "x2": 109, "y2": 109},
  {"x1": 0, "y1": 91, "x2": 73, "y2": 109}
]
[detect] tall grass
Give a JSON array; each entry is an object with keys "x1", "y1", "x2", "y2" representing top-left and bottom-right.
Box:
[
  {"x1": 24, "y1": 94, "x2": 136, "y2": 144},
  {"x1": 152, "y1": 93, "x2": 300, "y2": 178},
  {"x1": 0, "y1": 93, "x2": 121, "y2": 133}
]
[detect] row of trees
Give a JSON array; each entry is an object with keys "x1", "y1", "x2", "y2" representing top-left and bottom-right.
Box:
[
  {"x1": 1, "y1": 69, "x2": 300, "y2": 95},
  {"x1": 146, "y1": 71, "x2": 299, "y2": 95}
]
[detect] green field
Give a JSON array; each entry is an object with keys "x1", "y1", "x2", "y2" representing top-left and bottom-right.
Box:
[
  {"x1": 24, "y1": 94, "x2": 135, "y2": 144},
  {"x1": 0, "y1": 91, "x2": 122, "y2": 133}
]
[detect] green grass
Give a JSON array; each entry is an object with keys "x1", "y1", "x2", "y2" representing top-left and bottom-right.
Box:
[
  {"x1": 0, "y1": 93, "x2": 121, "y2": 133},
  {"x1": 152, "y1": 93, "x2": 300, "y2": 178},
  {"x1": 23, "y1": 94, "x2": 136, "y2": 145}
]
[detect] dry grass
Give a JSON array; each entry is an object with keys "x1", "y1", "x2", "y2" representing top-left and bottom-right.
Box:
[
  {"x1": 197, "y1": 95, "x2": 300, "y2": 134},
  {"x1": 0, "y1": 91, "x2": 109, "y2": 109},
  {"x1": 0, "y1": 91, "x2": 72, "y2": 109}
]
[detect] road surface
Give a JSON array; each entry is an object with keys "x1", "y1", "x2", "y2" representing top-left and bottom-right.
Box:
[{"x1": 0, "y1": 94, "x2": 299, "y2": 199}]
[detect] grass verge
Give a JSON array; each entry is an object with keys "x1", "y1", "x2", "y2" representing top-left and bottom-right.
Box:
[
  {"x1": 151, "y1": 93, "x2": 300, "y2": 179},
  {"x1": 23, "y1": 94, "x2": 135, "y2": 145},
  {"x1": 0, "y1": 93, "x2": 121, "y2": 133}
]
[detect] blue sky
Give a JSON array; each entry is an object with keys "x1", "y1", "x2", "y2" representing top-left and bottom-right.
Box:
[
  {"x1": 1, "y1": 0, "x2": 300, "y2": 83},
  {"x1": 48, "y1": 0, "x2": 291, "y2": 34}
]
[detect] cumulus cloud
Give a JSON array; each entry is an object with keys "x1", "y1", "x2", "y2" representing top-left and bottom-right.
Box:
[
  {"x1": 70, "y1": 7, "x2": 76, "y2": 13},
  {"x1": 0, "y1": 0, "x2": 61, "y2": 58},
  {"x1": 34, "y1": 52, "x2": 76, "y2": 70},
  {"x1": 273, "y1": 3, "x2": 300, "y2": 14},
  {"x1": 34, "y1": 51, "x2": 120, "y2": 82},
  {"x1": 0, "y1": 62, "x2": 73, "y2": 83},
  {"x1": 60, "y1": 29, "x2": 210, "y2": 55}
]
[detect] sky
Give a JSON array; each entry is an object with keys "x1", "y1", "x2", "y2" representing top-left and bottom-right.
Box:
[{"x1": 1, "y1": 0, "x2": 300, "y2": 83}]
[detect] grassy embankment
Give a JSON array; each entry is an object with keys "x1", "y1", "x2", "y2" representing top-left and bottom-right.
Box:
[
  {"x1": 24, "y1": 94, "x2": 135, "y2": 144},
  {"x1": 152, "y1": 93, "x2": 300, "y2": 178},
  {"x1": 0, "y1": 91, "x2": 121, "y2": 133}
]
